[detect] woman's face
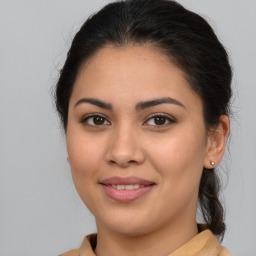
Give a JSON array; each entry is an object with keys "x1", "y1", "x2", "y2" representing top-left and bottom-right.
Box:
[{"x1": 67, "y1": 45, "x2": 212, "y2": 235}]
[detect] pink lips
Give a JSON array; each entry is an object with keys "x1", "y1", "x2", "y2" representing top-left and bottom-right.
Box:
[{"x1": 100, "y1": 176, "x2": 155, "y2": 202}]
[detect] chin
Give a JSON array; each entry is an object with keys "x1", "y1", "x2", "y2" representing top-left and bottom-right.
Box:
[{"x1": 96, "y1": 213, "x2": 159, "y2": 236}]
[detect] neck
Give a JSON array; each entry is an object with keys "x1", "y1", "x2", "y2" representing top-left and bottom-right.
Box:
[{"x1": 94, "y1": 218, "x2": 198, "y2": 256}]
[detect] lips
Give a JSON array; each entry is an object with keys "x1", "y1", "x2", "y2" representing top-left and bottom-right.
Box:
[
  {"x1": 100, "y1": 176, "x2": 155, "y2": 202},
  {"x1": 100, "y1": 176, "x2": 154, "y2": 186}
]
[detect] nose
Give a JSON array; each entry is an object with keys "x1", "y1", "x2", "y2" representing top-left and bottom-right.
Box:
[{"x1": 105, "y1": 126, "x2": 145, "y2": 168}]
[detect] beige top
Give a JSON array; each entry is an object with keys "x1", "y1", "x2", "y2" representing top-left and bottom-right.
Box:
[{"x1": 59, "y1": 226, "x2": 232, "y2": 256}]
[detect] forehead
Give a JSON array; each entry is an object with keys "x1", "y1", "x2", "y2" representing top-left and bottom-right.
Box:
[
  {"x1": 70, "y1": 45, "x2": 201, "y2": 111},
  {"x1": 79, "y1": 44, "x2": 179, "y2": 84}
]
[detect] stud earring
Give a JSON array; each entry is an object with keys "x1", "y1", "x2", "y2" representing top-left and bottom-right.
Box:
[{"x1": 210, "y1": 161, "x2": 215, "y2": 166}]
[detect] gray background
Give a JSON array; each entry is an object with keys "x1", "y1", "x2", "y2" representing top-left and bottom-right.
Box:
[{"x1": 0, "y1": 0, "x2": 255, "y2": 255}]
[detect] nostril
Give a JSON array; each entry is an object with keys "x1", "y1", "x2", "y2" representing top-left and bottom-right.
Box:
[
  {"x1": 128, "y1": 160, "x2": 137, "y2": 164},
  {"x1": 106, "y1": 146, "x2": 146, "y2": 167},
  {"x1": 109, "y1": 160, "x2": 116, "y2": 165},
  {"x1": 108, "y1": 158, "x2": 138, "y2": 167}
]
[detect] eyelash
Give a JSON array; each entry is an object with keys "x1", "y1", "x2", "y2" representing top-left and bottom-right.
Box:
[
  {"x1": 144, "y1": 113, "x2": 175, "y2": 128},
  {"x1": 81, "y1": 113, "x2": 111, "y2": 127},
  {"x1": 80, "y1": 113, "x2": 175, "y2": 128}
]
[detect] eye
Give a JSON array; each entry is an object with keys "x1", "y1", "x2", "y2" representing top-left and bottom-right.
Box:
[
  {"x1": 144, "y1": 114, "x2": 175, "y2": 127},
  {"x1": 81, "y1": 114, "x2": 110, "y2": 127}
]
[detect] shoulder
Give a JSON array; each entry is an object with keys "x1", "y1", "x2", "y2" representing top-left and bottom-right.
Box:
[
  {"x1": 58, "y1": 233, "x2": 97, "y2": 256},
  {"x1": 58, "y1": 248, "x2": 80, "y2": 256}
]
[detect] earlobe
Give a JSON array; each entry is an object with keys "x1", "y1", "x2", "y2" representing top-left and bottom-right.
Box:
[{"x1": 204, "y1": 115, "x2": 230, "y2": 169}]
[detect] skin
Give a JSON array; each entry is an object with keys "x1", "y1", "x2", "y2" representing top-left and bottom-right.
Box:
[{"x1": 66, "y1": 45, "x2": 229, "y2": 256}]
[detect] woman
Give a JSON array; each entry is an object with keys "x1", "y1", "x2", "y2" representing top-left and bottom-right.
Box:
[{"x1": 56, "y1": 0, "x2": 232, "y2": 255}]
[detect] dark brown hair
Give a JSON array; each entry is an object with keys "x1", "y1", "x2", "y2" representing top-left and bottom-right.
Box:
[{"x1": 55, "y1": 0, "x2": 232, "y2": 239}]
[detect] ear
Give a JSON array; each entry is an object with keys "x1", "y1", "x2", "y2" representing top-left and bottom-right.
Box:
[{"x1": 204, "y1": 115, "x2": 230, "y2": 169}]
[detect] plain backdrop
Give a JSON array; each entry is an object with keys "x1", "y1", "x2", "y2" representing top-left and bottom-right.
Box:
[{"x1": 0, "y1": 0, "x2": 255, "y2": 255}]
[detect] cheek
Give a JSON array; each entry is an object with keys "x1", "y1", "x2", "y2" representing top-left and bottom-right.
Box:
[
  {"x1": 148, "y1": 132, "x2": 206, "y2": 216},
  {"x1": 148, "y1": 128, "x2": 207, "y2": 187},
  {"x1": 66, "y1": 130, "x2": 105, "y2": 185}
]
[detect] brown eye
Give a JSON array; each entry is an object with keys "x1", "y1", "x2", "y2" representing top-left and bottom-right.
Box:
[
  {"x1": 145, "y1": 114, "x2": 175, "y2": 127},
  {"x1": 154, "y1": 116, "x2": 166, "y2": 125},
  {"x1": 82, "y1": 114, "x2": 110, "y2": 126},
  {"x1": 93, "y1": 116, "x2": 105, "y2": 125}
]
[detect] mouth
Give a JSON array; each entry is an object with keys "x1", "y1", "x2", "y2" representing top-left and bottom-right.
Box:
[
  {"x1": 108, "y1": 184, "x2": 146, "y2": 190},
  {"x1": 99, "y1": 176, "x2": 155, "y2": 202}
]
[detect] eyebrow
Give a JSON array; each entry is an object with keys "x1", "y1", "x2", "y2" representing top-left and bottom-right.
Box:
[
  {"x1": 135, "y1": 97, "x2": 185, "y2": 111},
  {"x1": 74, "y1": 98, "x2": 113, "y2": 110},
  {"x1": 74, "y1": 97, "x2": 185, "y2": 111}
]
